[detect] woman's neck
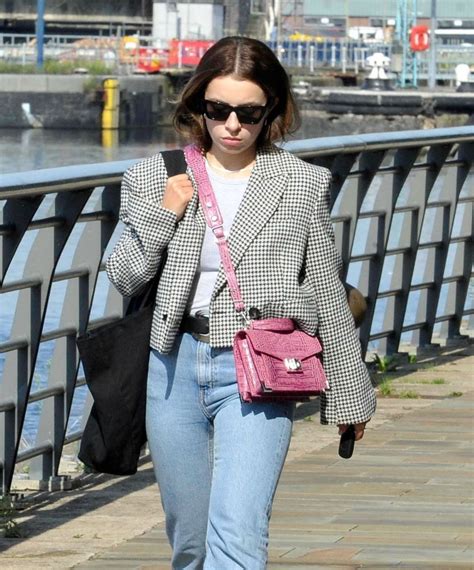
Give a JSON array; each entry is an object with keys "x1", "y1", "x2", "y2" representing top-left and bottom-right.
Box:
[{"x1": 206, "y1": 147, "x2": 257, "y2": 176}]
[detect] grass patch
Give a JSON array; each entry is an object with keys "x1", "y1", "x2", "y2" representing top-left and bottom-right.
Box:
[
  {"x1": 395, "y1": 377, "x2": 421, "y2": 384},
  {"x1": 399, "y1": 390, "x2": 419, "y2": 399},
  {"x1": 417, "y1": 361, "x2": 438, "y2": 370},
  {"x1": 406, "y1": 378, "x2": 447, "y2": 385},
  {"x1": 0, "y1": 496, "x2": 21, "y2": 538},
  {"x1": 408, "y1": 354, "x2": 417, "y2": 364},
  {"x1": 449, "y1": 391, "x2": 463, "y2": 398},
  {"x1": 377, "y1": 377, "x2": 395, "y2": 397},
  {"x1": 0, "y1": 59, "x2": 112, "y2": 75},
  {"x1": 372, "y1": 354, "x2": 398, "y2": 373},
  {"x1": 391, "y1": 377, "x2": 447, "y2": 386},
  {"x1": 0, "y1": 62, "x2": 36, "y2": 73}
]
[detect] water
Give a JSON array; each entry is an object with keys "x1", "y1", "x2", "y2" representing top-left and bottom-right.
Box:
[
  {"x1": 0, "y1": 113, "x2": 415, "y2": 174},
  {"x1": 0, "y1": 126, "x2": 183, "y2": 174}
]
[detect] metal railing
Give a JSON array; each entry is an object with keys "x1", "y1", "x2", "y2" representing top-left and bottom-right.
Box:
[
  {"x1": 0, "y1": 33, "x2": 166, "y2": 74},
  {"x1": 0, "y1": 127, "x2": 473, "y2": 495}
]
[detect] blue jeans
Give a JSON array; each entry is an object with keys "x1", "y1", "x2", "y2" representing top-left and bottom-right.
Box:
[{"x1": 146, "y1": 333, "x2": 295, "y2": 570}]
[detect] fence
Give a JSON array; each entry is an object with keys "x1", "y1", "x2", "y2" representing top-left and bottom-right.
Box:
[
  {"x1": 0, "y1": 33, "x2": 167, "y2": 74},
  {"x1": 1, "y1": 33, "x2": 472, "y2": 83},
  {"x1": 0, "y1": 127, "x2": 473, "y2": 495}
]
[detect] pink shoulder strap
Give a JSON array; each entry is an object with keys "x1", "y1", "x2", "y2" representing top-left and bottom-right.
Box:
[{"x1": 184, "y1": 144, "x2": 246, "y2": 316}]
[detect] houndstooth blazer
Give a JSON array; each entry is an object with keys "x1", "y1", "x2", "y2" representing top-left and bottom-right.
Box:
[{"x1": 106, "y1": 144, "x2": 376, "y2": 425}]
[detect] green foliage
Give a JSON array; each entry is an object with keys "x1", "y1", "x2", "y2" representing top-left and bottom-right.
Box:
[
  {"x1": 396, "y1": 377, "x2": 446, "y2": 386},
  {"x1": 408, "y1": 354, "x2": 417, "y2": 364},
  {"x1": 449, "y1": 391, "x2": 463, "y2": 398},
  {"x1": 418, "y1": 361, "x2": 437, "y2": 370},
  {"x1": 0, "y1": 59, "x2": 112, "y2": 75},
  {"x1": 0, "y1": 62, "x2": 36, "y2": 73},
  {"x1": 43, "y1": 59, "x2": 112, "y2": 75},
  {"x1": 372, "y1": 354, "x2": 397, "y2": 373},
  {"x1": 378, "y1": 377, "x2": 394, "y2": 397},
  {"x1": 399, "y1": 390, "x2": 419, "y2": 399},
  {"x1": 0, "y1": 496, "x2": 21, "y2": 538},
  {"x1": 83, "y1": 76, "x2": 103, "y2": 93}
]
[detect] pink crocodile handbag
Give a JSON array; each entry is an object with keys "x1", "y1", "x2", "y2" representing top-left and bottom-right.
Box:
[
  {"x1": 184, "y1": 145, "x2": 328, "y2": 402},
  {"x1": 233, "y1": 318, "x2": 327, "y2": 402}
]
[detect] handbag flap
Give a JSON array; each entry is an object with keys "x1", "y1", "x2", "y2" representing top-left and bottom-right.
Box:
[{"x1": 245, "y1": 329, "x2": 322, "y2": 360}]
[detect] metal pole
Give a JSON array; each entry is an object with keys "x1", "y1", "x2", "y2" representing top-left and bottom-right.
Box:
[
  {"x1": 309, "y1": 44, "x2": 315, "y2": 73},
  {"x1": 276, "y1": 0, "x2": 282, "y2": 62},
  {"x1": 428, "y1": 0, "x2": 437, "y2": 89},
  {"x1": 36, "y1": 0, "x2": 45, "y2": 70}
]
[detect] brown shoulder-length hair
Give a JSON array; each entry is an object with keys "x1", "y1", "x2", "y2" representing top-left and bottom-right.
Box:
[{"x1": 173, "y1": 36, "x2": 300, "y2": 151}]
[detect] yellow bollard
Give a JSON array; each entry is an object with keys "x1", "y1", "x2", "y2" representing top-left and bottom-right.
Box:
[
  {"x1": 102, "y1": 78, "x2": 120, "y2": 130},
  {"x1": 102, "y1": 128, "x2": 119, "y2": 150}
]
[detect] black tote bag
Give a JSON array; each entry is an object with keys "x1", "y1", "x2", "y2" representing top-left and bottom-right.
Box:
[{"x1": 77, "y1": 149, "x2": 187, "y2": 475}]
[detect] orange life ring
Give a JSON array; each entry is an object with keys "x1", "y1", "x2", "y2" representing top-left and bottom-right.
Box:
[{"x1": 410, "y1": 25, "x2": 429, "y2": 51}]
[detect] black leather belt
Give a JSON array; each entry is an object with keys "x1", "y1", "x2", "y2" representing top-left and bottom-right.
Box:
[{"x1": 180, "y1": 314, "x2": 210, "y2": 343}]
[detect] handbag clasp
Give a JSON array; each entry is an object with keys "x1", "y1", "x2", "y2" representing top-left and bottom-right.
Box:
[{"x1": 284, "y1": 358, "x2": 302, "y2": 372}]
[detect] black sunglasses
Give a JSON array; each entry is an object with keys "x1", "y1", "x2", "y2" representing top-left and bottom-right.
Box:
[{"x1": 202, "y1": 99, "x2": 268, "y2": 125}]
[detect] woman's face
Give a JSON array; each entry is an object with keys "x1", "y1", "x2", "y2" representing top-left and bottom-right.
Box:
[{"x1": 203, "y1": 75, "x2": 268, "y2": 157}]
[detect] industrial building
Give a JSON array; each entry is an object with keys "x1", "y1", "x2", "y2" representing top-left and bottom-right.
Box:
[
  {"x1": 291, "y1": 1, "x2": 474, "y2": 42},
  {"x1": 0, "y1": 1, "x2": 472, "y2": 43}
]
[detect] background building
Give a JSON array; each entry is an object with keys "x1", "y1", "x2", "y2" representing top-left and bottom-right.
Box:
[
  {"x1": 0, "y1": 0, "x2": 250, "y2": 37},
  {"x1": 0, "y1": 0, "x2": 153, "y2": 35},
  {"x1": 1, "y1": 0, "x2": 472, "y2": 42},
  {"x1": 152, "y1": 1, "x2": 224, "y2": 42},
  {"x1": 299, "y1": 0, "x2": 474, "y2": 41}
]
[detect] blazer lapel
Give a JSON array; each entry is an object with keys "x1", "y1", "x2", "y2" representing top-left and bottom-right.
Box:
[{"x1": 211, "y1": 148, "x2": 288, "y2": 301}]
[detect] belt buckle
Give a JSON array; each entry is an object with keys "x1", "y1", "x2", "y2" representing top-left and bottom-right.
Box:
[{"x1": 191, "y1": 331, "x2": 210, "y2": 344}]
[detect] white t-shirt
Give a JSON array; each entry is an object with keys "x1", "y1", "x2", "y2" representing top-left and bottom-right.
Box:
[{"x1": 187, "y1": 162, "x2": 249, "y2": 316}]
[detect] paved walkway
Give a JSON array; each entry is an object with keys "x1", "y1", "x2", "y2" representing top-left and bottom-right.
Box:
[{"x1": 1, "y1": 343, "x2": 473, "y2": 569}]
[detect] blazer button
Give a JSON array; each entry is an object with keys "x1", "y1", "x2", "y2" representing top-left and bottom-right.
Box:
[{"x1": 248, "y1": 307, "x2": 261, "y2": 320}]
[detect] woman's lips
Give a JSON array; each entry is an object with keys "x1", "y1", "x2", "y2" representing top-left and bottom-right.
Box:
[{"x1": 222, "y1": 138, "x2": 242, "y2": 147}]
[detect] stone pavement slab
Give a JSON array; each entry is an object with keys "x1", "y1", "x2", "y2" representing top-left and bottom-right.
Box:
[{"x1": 0, "y1": 344, "x2": 472, "y2": 569}]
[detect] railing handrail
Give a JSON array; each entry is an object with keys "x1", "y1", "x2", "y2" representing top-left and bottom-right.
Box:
[
  {"x1": 0, "y1": 160, "x2": 135, "y2": 198},
  {"x1": 284, "y1": 125, "x2": 474, "y2": 156}
]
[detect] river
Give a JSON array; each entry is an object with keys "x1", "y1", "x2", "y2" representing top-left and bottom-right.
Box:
[{"x1": 0, "y1": 111, "x2": 428, "y2": 174}]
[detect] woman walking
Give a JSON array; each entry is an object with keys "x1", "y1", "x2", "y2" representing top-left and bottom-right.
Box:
[{"x1": 106, "y1": 36, "x2": 376, "y2": 570}]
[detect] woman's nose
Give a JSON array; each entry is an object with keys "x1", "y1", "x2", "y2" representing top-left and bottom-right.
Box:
[{"x1": 225, "y1": 111, "x2": 241, "y2": 132}]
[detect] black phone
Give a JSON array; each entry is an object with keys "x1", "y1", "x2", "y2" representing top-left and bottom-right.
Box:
[{"x1": 338, "y1": 424, "x2": 356, "y2": 459}]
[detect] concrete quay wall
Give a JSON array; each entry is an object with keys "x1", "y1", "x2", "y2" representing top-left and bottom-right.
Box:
[
  {"x1": 0, "y1": 74, "x2": 473, "y2": 130},
  {"x1": 0, "y1": 74, "x2": 171, "y2": 129},
  {"x1": 304, "y1": 87, "x2": 474, "y2": 117}
]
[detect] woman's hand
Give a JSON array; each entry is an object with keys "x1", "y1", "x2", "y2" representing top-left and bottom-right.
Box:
[
  {"x1": 338, "y1": 421, "x2": 368, "y2": 441},
  {"x1": 161, "y1": 174, "x2": 194, "y2": 221}
]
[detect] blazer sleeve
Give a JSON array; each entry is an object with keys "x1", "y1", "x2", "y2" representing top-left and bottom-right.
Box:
[
  {"x1": 305, "y1": 168, "x2": 377, "y2": 425},
  {"x1": 105, "y1": 162, "x2": 178, "y2": 297}
]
